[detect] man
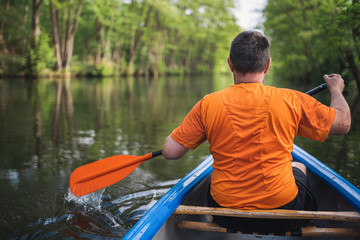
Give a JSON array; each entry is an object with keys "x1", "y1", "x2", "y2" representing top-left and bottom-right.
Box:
[{"x1": 162, "y1": 31, "x2": 351, "y2": 233}]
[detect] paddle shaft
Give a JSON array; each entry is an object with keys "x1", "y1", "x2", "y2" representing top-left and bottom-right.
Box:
[
  {"x1": 305, "y1": 83, "x2": 327, "y2": 96},
  {"x1": 152, "y1": 150, "x2": 162, "y2": 157}
]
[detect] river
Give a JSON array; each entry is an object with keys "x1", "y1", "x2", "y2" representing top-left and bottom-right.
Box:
[{"x1": 0, "y1": 75, "x2": 359, "y2": 239}]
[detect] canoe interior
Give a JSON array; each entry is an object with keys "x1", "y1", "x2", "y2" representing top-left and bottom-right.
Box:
[{"x1": 153, "y1": 173, "x2": 359, "y2": 240}]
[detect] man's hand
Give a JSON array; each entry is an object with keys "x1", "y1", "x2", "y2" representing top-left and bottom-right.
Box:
[{"x1": 324, "y1": 74, "x2": 345, "y2": 93}]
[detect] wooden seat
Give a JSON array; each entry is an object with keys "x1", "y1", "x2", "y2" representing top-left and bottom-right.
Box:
[
  {"x1": 177, "y1": 221, "x2": 360, "y2": 238},
  {"x1": 174, "y1": 205, "x2": 360, "y2": 222},
  {"x1": 175, "y1": 205, "x2": 360, "y2": 238}
]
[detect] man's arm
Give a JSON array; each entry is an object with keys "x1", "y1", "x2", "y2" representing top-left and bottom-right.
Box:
[
  {"x1": 162, "y1": 135, "x2": 189, "y2": 160},
  {"x1": 324, "y1": 74, "x2": 351, "y2": 135}
]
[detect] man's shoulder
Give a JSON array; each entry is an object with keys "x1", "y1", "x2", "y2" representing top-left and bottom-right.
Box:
[
  {"x1": 266, "y1": 85, "x2": 306, "y2": 98},
  {"x1": 202, "y1": 87, "x2": 229, "y2": 100}
]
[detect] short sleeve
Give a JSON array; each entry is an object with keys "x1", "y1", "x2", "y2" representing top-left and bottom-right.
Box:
[
  {"x1": 170, "y1": 99, "x2": 207, "y2": 149},
  {"x1": 294, "y1": 91, "x2": 336, "y2": 142}
]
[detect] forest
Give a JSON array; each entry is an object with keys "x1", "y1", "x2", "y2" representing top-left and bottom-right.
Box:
[
  {"x1": 264, "y1": 0, "x2": 360, "y2": 92},
  {"x1": 0, "y1": 0, "x2": 359, "y2": 91},
  {"x1": 0, "y1": 0, "x2": 239, "y2": 78}
]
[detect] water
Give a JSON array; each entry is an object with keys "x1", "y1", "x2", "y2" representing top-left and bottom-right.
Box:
[{"x1": 0, "y1": 75, "x2": 359, "y2": 239}]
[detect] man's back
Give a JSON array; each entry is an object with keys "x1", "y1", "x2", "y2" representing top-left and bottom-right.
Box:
[{"x1": 177, "y1": 83, "x2": 335, "y2": 209}]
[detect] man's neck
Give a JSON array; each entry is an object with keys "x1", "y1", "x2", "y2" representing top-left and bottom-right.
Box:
[{"x1": 233, "y1": 72, "x2": 265, "y2": 85}]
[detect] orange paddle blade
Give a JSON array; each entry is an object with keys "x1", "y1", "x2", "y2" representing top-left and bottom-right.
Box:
[{"x1": 70, "y1": 151, "x2": 161, "y2": 196}]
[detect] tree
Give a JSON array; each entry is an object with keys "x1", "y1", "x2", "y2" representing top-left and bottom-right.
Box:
[
  {"x1": 50, "y1": 0, "x2": 83, "y2": 74},
  {"x1": 0, "y1": 0, "x2": 30, "y2": 75},
  {"x1": 27, "y1": 0, "x2": 55, "y2": 77},
  {"x1": 322, "y1": 0, "x2": 360, "y2": 92},
  {"x1": 263, "y1": 0, "x2": 360, "y2": 92},
  {"x1": 1, "y1": 0, "x2": 240, "y2": 77},
  {"x1": 263, "y1": 0, "x2": 325, "y2": 84}
]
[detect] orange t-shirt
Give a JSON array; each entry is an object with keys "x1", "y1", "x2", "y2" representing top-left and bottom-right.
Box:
[{"x1": 170, "y1": 83, "x2": 336, "y2": 209}]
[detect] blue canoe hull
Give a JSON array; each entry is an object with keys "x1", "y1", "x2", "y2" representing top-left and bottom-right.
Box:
[{"x1": 123, "y1": 144, "x2": 360, "y2": 239}]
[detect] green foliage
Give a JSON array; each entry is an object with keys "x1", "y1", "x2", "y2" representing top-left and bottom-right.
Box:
[
  {"x1": 2, "y1": 0, "x2": 358, "y2": 83},
  {"x1": 28, "y1": 33, "x2": 55, "y2": 74},
  {"x1": 1, "y1": 0, "x2": 240, "y2": 77},
  {"x1": 0, "y1": 54, "x2": 27, "y2": 76},
  {"x1": 0, "y1": 0, "x2": 30, "y2": 75},
  {"x1": 264, "y1": 0, "x2": 360, "y2": 91}
]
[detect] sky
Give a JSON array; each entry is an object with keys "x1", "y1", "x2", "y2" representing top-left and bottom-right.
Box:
[{"x1": 232, "y1": 0, "x2": 267, "y2": 30}]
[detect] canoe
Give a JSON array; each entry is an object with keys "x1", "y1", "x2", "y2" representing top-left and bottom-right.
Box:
[{"x1": 123, "y1": 144, "x2": 360, "y2": 239}]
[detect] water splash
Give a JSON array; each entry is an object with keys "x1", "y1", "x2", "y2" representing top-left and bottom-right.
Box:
[
  {"x1": 61, "y1": 179, "x2": 178, "y2": 237},
  {"x1": 64, "y1": 187, "x2": 125, "y2": 237},
  {"x1": 65, "y1": 188, "x2": 105, "y2": 210}
]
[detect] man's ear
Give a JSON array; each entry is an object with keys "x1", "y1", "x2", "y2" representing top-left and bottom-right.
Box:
[
  {"x1": 228, "y1": 56, "x2": 234, "y2": 72},
  {"x1": 264, "y1": 57, "x2": 271, "y2": 74}
]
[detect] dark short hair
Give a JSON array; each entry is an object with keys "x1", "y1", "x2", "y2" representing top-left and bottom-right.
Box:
[{"x1": 229, "y1": 31, "x2": 270, "y2": 74}]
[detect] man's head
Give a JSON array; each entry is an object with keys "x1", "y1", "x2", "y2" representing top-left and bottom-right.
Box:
[{"x1": 229, "y1": 31, "x2": 270, "y2": 75}]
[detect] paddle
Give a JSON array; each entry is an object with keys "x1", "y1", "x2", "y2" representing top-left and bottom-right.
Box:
[
  {"x1": 70, "y1": 83, "x2": 327, "y2": 197},
  {"x1": 70, "y1": 150, "x2": 162, "y2": 196}
]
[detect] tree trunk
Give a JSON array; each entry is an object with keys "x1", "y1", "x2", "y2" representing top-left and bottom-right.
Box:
[
  {"x1": 183, "y1": 40, "x2": 193, "y2": 74},
  {"x1": 125, "y1": 2, "x2": 153, "y2": 75},
  {"x1": 112, "y1": 30, "x2": 123, "y2": 74},
  {"x1": 27, "y1": 0, "x2": 42, "y2": 77},
  {"x1": 345, "y1": 50, "x2": 360, "y2": 93},
  {"x1": 31, "y1": 0, "x2": 41, "y2": 44},
  {"x1": 103, "y1": 37, "x2": 111, "y2": 62},
  {"x1": 0, "y1": 0, "x2": 10, "y2": 61},
  {"x1": 51, "y1": 1, "x2": 63, "y2": 71},
  {"x1": 94, "y1": 19, "x2": 102, "y2": 65},
  {"x1": 150, "y1": 10, "x2": 160, "y2": 78},
  {"x1": 63, "y1": 0, "x2": 83, "y2": 74},
  {"x1": 0, "y1": 0, "x2": 10, "y2": 33},
  {"x1": 50, "y1": 0, "x2": 82, "y2": 74},
  {"x1": 166, "y1": 29, "x2": 179, "y2": 73},
  {"x1": 64, "y1": 33, "x2": 75, "y2": 73},
  {"x1": 113, "y1": 41, "x2": 121, "y2": 63},
  {"x1": 61, "y1": 10, "x2": 66, "y2": 61}
]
